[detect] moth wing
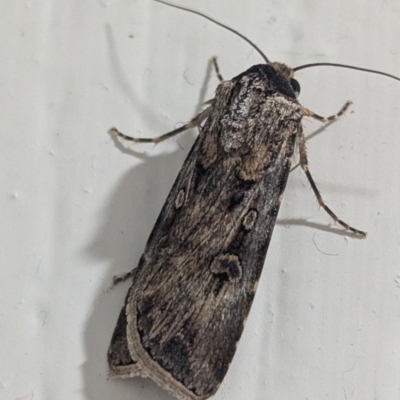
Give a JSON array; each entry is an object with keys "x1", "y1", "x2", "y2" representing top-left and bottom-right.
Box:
[{"x1": 109, "y1": 66, "x2": 302, "y2": 400}]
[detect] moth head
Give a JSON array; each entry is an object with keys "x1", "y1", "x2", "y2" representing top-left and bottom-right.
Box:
[{"x1": 271, "y1": 62, "x2": 301, "y2": 98}]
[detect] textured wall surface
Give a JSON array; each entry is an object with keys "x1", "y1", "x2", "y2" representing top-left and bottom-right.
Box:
[{"x1": 1, "y1": 1, "x2": 400, "y2": 399}]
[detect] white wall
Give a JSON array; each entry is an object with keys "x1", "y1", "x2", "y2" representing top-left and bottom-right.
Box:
[{"x1": 1, "y1": 1, "x2": 400, "y2": 399}]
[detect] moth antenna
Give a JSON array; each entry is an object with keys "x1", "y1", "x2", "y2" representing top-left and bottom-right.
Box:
[
  {"x1": 294, "y1": 62, "x2": 400, "y2": 82},
  {"x1": 154, "y1": 0, "x2": 270, "y2": 63}
]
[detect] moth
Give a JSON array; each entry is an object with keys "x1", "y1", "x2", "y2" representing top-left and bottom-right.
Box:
[{"x1": 107, "y1": 1, "x2": 400, "y2": 399}]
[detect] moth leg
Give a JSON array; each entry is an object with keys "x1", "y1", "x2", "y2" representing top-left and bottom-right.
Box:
[
  {"x1": 111, "y1": 263, "x2": 142, "y2": 292},
  {"x1": 212, "y1": 56, "x2": 224, "y2": 81},
  {"x1": 298, "y1": 130, "x2": 366, "y2": 237},
  {"x1": 109, "y1": 106, "x2": 212, "y2": 144},
  {"x1": 302, "y1": 100, "x2": 352, "y2": 123},
  {"x1": 291, "y1": 101, "x2": 353, "y2": 172},
  {"x1": 113, "y1": 271, "x2": 135, "y2": 285}
]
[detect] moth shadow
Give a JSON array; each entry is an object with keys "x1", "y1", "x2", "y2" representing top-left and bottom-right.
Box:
[{"x1": 82, "y1": 136, "x2": 196, "y2": 400}]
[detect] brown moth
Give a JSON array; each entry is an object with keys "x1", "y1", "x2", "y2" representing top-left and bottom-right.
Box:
[{"x1": 107, "y1": 1, "x2": 400, "y2": 399}]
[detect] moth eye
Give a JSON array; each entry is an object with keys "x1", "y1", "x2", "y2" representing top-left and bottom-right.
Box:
[{"x1": 290, "y1": 78, "x2": 301, "y2": 97}]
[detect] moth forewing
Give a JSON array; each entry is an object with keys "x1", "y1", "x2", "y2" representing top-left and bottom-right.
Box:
[{"x1": 109, "y1": 63, "x2": 303, "y2": 400}]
